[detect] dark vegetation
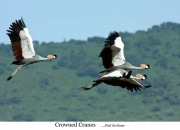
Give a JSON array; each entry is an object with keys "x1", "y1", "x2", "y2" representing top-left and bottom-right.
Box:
[{"x1": 0, "y1": 22, "x2": 180, "y2": 121}]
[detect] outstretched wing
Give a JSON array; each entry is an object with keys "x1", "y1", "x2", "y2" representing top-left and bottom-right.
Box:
[
  {"x1": 99, "y1": 31, "x2": 126, "y2": 69},
  {"x1": 119, "y1": 77, "x2": 143, "y2": 92},
  {"x1": 99, "y1": 47, "x2": 113, "y2": 69},
  {"x1": 98, "y1": 76, "x2": 142, "y2": 92},
  {"x1": 96, "y1": 69, "x2": 141, "y2": 92},
  {"x1": 120, "y1": 69, "x2": 152, "y2": 92},
  {"x1": 7, "y1": 18, "x2": 35, "y2": 60}
]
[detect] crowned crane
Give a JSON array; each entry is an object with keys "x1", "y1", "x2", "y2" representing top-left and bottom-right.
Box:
[
  {"x1": 82, "y1": 69, "x2": 151, "y2": 92},
  {"x1": 6, "y1": 18, "x2": 58, "y2": 81},
  {"x1": 99, "y1": 31, "x2": 150, "y2": 71}
]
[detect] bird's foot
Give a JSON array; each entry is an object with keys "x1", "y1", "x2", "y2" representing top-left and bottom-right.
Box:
[
  {"x1": 81, "y1": 86, "x2": 92, "y2": 90},
  {"x1": 7, "y1": 76, "x2": 12, "y2": 81}
]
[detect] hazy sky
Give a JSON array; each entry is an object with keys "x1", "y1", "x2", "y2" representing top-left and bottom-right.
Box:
[{"x1": 1, "y1": 0, "x2": 179, "y2": 43}]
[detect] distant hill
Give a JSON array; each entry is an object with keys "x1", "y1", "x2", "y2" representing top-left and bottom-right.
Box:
[{"x1": 0, "y1": 22, "x2": 180, "y2": 121}]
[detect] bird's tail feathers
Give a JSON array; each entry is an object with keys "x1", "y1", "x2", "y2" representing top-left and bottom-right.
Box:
[{"x1": 11, "y1": 61, "x2": 23, "y2": 65}]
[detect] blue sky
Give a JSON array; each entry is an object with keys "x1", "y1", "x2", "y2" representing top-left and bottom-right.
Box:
[{"x1": 1, "y1": 0, "x2": 180, "y2": 44}]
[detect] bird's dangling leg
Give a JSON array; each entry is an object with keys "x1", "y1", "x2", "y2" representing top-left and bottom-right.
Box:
[
  {"x1": 82, "y1": 82, "x2": 101, "y2": 90},
  {"x1": 7, "y1": 64, "x2": 28, "y2": 81}
]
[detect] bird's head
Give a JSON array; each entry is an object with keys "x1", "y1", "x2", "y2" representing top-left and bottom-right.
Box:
[
  {"x1": 47, "y1": 54, "x2": 58, "y2": 59},
  {"x1": 141, "y1": 64, "x2": 150, "y2": 69},
  {"x1": 136, "y1": 74, "x2": 148, "y2": 80}
]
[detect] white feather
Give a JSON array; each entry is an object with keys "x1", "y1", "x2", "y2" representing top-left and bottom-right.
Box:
[
  {"x1": 111, "y1": 36, "x2": 126, "y2": 66},
  {"x1": 19, "y1": 28, "x2": 35, "y2": 58},
  {"x1": 102, "y1": 70, "x2": 123, "y2": 78},
  {"x1": 114, "y1": 37, "x2": 123, "y2": 48}
]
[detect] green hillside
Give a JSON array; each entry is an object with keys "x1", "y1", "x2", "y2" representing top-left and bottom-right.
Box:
[{"x1": 0, "y1": 22, "x2": 180, "y2": 121}]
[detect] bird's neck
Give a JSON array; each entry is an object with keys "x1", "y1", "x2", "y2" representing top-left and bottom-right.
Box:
[
  {"x1": 130, "y1": 66, "x2": 142, "y2": 70},
  {"x1": 35, "y1": 55, "x2": 49, "y2": 61}
]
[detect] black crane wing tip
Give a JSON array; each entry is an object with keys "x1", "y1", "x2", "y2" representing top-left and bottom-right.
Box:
[
  {"x1": 104, "y1": 31, "x2": 120, "y2": 46},
  {"x1": 126, "y1": 70, "x2": 132, "y2": 78}
]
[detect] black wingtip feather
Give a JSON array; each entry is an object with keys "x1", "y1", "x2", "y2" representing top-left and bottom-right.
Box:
[
  {"x1": 136, "y1": 87, "x2": 141, "y2": 91},
  {"x1": 20, "y1": 17, "x2": 26, "y2": 28},
  {"x1": 107, "y1": 31, "x2": 119, "y2": 40},
  {"x1": 7, "y1": 18, "x2": 27, "y2": 42},
  {"x1": 7, "y1": 18, "x2": 26, "y2": 33},
  {"x1": 105, "y1": 31, "x2": 120, "y2": 47},
  {"x1": 125, "y1": 70, "x2": 132, "y2": 78},
  {"x1": 134, "y1": 87, "x2": 138, "y2": 91}
]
